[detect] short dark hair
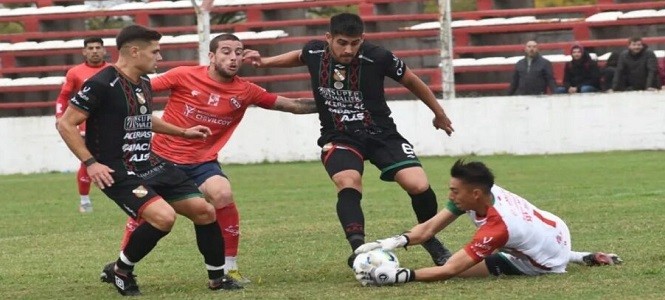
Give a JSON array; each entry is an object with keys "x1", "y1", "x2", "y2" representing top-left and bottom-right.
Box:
[
  {"x1": 83, "y1": 37, "x2": 104, "y2": 47},
  {"x1": 450, "y1": 159, "x2": 495, "y2": 194},
  {"x1": 116, "y1": 25, "x2": 162, "y2": 50},
  {"x1": 329, "y1": 13, "x2": 364, "y2": 37},
  {"x1": 209, "y1": 33, "x2": 241, "y2": 52},
  {"x1": 628, "y1": 36, "x2": 642, "y2": 43}
]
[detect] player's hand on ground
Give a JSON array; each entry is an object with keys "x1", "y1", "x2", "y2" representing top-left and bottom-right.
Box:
[
  {"x1": 433, "y1": 114, "x2": 454, "y2": 136},
  {"x1": 242, "y1": 49, "x2": 262, "y2": 67},
  {"x1": 87, "y1": 163, "x2": 115, "y2": 189},
  {"x1": 183, "y1": 125, "x2": 211, "y2": 139}
]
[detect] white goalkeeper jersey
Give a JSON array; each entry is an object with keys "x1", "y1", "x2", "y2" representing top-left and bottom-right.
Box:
[{"x1": 459, "y1": 185, "x2": 571, "y2": 273}]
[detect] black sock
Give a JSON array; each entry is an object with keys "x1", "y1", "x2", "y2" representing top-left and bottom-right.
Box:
[
  {"x1": 195, "y1": 221, "x2": 225, "y2": 280},
  {"x1": 410, "y1": 186, "x2": 438, "y2": 223},
  {"x1": 118, "y1": 221, "x2": 169, "y2": 272},
  {"x1": 337, "y1": 188, "x2": 365, "y2": 250}
]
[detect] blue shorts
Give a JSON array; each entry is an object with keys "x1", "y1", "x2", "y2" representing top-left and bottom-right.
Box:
[{"x1": 172, "y1": 160, "x2": 227, "y2": 187}]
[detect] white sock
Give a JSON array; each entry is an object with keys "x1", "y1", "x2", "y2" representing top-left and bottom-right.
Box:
[
  {"x1": 80, "y1": 195, "x2": 91, "y2": 205},
  {"x1": 225, "y1": 256, "x2": 237, "y2": 271},
  {"x1": 569, "y1": 251, "x2": 592, "y2": 264}
]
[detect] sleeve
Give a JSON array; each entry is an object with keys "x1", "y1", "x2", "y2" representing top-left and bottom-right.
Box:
[
  {"x1": 55, "y1": 70, "x2": 77, "y2": 118},
  {"x1": 445, "y1": 200, "x2": 466, "y2": 216},
  {"x1": 588, "y1": 61, "x2": 601, "y2": 88},
  {"x1": 562, "y1": 63, "x2": 571, "y2": 89},
  {"x1": 611, "y1": 53, "x2": 625, "y2": 90},
  {"x1": 246, "y1": 82, "x2": 278, "y2": 109},
  {"x1": 379, "y1": 48, "x2": 407, "y2": 82},
  {"x1": 543, "y1": 60, "x2": 557, "y2": 93},
  {"x1": 646, "y1": 51, "x2": 659, "y2": 89},
  {"x1": 462, "y1": 215, "x2": 509, "y2": 262},
  {"x1": 69, "y1": 80, "x2": 104, "y2": 115},
  {"x1": 150, "y1": 67, "x2": 180, "y2": 92},
  {"x1": 508, "y1": 63, "x2": 519, "y2": 95},
  {"x1": 300, "y1": 40, "x2": 325, "y2": 66}
]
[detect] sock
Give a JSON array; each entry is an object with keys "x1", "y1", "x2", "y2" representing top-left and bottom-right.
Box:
[
  {"x1": 80, "y1": 195, "x2": 91, "y2": 206},
  {"x1": 569, "y1": 251, "x2": 592, "y2": 264},
  {"x1": 216, "y1": 203, "x2": 240, "y2": 257},
  {"x1": 410, "y1": 186, "x2": 438, "y2": 223},
  {"x1": 77, "y1": 163, "x2": 91, "y2": 203},
  {"x1": 195, "y1": 221, "x2": 226, "y2": 280},
  {"x1": 336, "y1": 188, "x2": 365, "y2": 250},
  {"x1": 120, "y1": 217, "x2": 143, "y2": 251},
  {"x1": 118, "y1": 221, "x2": 169, "y2": 272},
  {"x1": 225, "y1": 256, "x2": 237, "y2": 271}
]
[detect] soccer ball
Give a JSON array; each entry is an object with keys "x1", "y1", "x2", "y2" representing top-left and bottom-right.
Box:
[
  {"x1": 352, "y1": 249, "x2": 400, "y2": 286},
  {"x1": 353, "y1": 248, "x2": 400, "y2": 271}
]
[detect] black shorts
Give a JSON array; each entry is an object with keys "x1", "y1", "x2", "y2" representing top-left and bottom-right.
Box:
[
  {"x1": 102, "y1": 162, "x2": 202, "y2": 219},
  {"x1": 485, "y1": 253, "x2": 526, "y2": 276},
  {"x1": 320, "y1": 131, "x2": 421, "y2": 181}
]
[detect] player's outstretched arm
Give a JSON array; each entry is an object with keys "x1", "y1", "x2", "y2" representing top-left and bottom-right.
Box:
[
  {"x1": 243, "y1": 49, "x2": 304, "y2": 68},
  {"x1": 271, "y1": 96, "x2": 317, "y2": 114},
  {"x1": 355, "y1": 209, "x2": 459, "y2": 254},
  {"x1": 399, "y1": 67, "x2": 454, "y2": 136},
  {"x1": 413, "y1": 248, "x2": 484, "y2": 282},
  {"x1": 151, "y1": 116, "x2": 211, "y2": 139}
]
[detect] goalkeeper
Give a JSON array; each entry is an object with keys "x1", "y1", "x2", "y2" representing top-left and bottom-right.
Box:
[{"x1": 354, "y1": 159, "x2": 622, "y2": 286}]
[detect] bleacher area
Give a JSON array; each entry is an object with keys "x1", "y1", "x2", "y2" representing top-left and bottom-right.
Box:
[{"x1": 3, "y1": 0, "x2": 665, "y2": 116}]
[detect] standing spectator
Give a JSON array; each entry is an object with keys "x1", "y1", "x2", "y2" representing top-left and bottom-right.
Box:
[
  {"x1": 508, "y1": 40, "x2": 557, "y2": 96},
  {"x1": 556, "y1": 44, "x2": 600, "y2": 94},
  {"x1": 600, "y1": 50, "x2": 620, "y2": 92},
  {"x1": 609, "y1": 37, "x2": 660, "y2": 92},
  {"x1": 55, "y1": 37, "x2": 108, "y2": 213}
]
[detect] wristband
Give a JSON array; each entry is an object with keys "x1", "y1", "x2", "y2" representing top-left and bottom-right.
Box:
[{"x1": 83, "y1": 157, "x2": 97, "y2": 167}]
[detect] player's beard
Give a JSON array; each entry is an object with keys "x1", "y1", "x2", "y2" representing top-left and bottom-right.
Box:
[{"x1": 214, "y1": 63, "x2": 236, "y2": 80}]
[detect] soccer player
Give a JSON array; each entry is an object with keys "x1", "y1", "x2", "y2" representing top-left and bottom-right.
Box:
[
  {"x1": 244, "y1": 13, "x2": 455, "y2": 267},
  {"x1": 56, "y1": 25, "x2": 242, "y2": 296},
  {"x1": 353, "y1": 159, "x2": 623, "y2": 286},
  {"x1": 55, "y1": 37, "x2": 108, "y2": 213},
  {"x1": 118, "y1": 33, "x2": 317, "y2": 284}
]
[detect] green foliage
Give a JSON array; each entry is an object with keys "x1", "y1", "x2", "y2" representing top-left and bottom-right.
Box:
[
  {"x1": 86, "y1": 16, "x2": 132, "y2": 30},
  {"x1": 0, "y1": 151, "x2": 663, "y2": 298},
  {"x1": 425, "y1": 0, "x2": 478, "y2": 13},
  {"x1": 536, "y1": 0, "x2": 595, "y2": 8},
  {"x1": 0, "y1": 22, "x2": 24, "y2": 34}
]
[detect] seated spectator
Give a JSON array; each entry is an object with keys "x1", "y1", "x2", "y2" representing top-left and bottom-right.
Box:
[
  {"x1": 609, "y1": 37, "x2": 661, "y2": 92},
  {"x1": 556, "y1": 44, "x2": 600, "y2": 94},
  {"x1": 600, "y1": 51, "x2": 620, "y2": 91},
  {"x1": 508, "y1": 40, "x2": 557, "y2": 96}
]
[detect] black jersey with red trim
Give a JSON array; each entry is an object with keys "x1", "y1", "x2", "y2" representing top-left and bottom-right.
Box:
[
  {"x1": 300, "y1": 40, "x2": 406, "y2": 143},
  {"x1": 69, "y1": 66, "x2": 159, "y2": 174}
]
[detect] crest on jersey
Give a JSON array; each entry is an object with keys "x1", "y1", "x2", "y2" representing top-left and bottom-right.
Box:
[
  {"x1": 184, "y1": 104, "x2": 196, "y2": 117},
  {"x1": 230, "y1": 97, "x2": 242, "y2": 109},
  {"x1": 132, "y1": 185, "x2": 148, "y2": 198},
  {"x1": 208, "y1": 93, "x2": 220, "y2": 106},
  {"x1": 136, "y1": 92, "x2": 146, "y2": 104}
]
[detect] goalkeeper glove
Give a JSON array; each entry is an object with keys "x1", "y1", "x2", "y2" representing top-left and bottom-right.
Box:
[{"x1": 354, "y1": 234, "x2": 410, "y2": 254}]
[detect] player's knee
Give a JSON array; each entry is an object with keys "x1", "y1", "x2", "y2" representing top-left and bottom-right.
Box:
[
  {"x1": 190, "y1": 202, "x2": 217, "y2": 225},
  {"x1": 207, "y1": 189, "x2": 234, "y2": 208},
  {"x1": 145, "y1": 209, "x2": 176, "y2": 231},
  {"x1": 332, "y1": 171, "x2": 362, "y2": 189},
  {"x1": 404, "y1": 182, "x2": 430, "y2": 195}
]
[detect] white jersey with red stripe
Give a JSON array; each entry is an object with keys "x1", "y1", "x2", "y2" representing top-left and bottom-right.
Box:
[{"x1": 460, "y1": 185, "x2": 571, "y2": 274}]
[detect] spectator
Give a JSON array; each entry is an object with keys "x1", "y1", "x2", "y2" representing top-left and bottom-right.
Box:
[
  {"x1": 609, "y1": 37, "x2": 660, "y2": 92},
  {"x1": 600, "y1": 50, "x2": 620, "y2": 91},
  {"x1": 508, "y1": 40, "x2": 557, "y2": 96},
  {"x1": 556, "y1": 44, "x2": 600, "y2": 94}
]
